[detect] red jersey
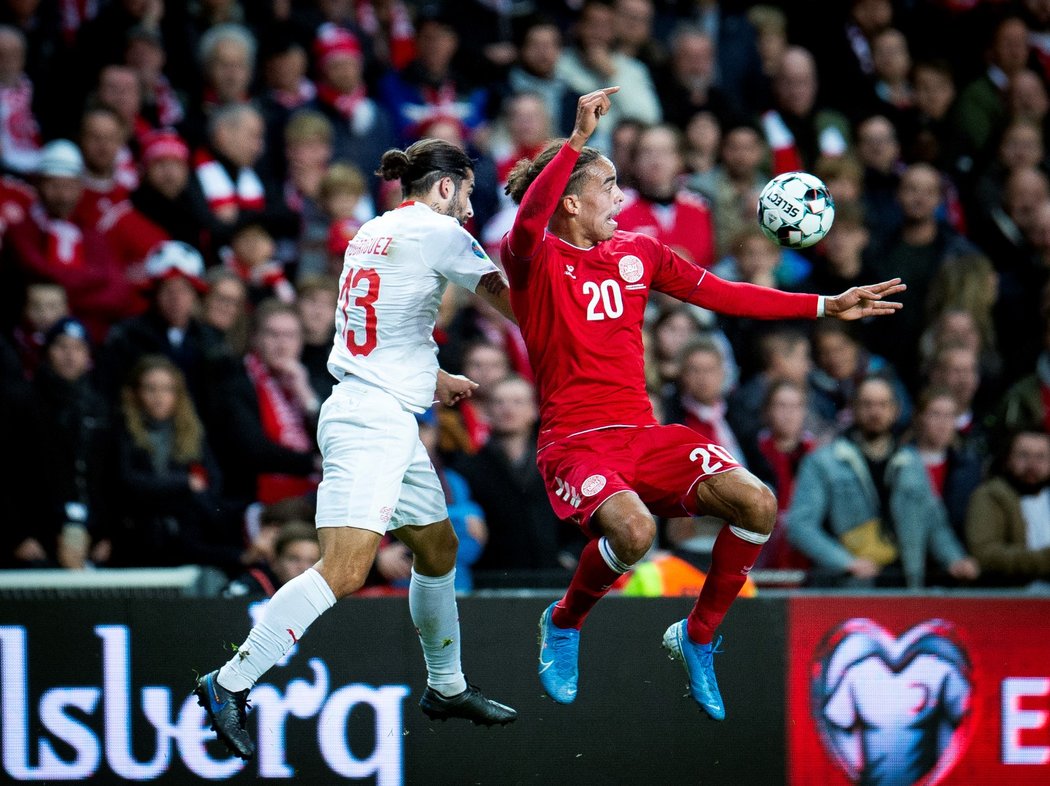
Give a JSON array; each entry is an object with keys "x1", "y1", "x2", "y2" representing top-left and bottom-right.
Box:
[
  {"x1": 615, "y1": 188, "x2": 716, "y2": 267},
  {"x1": 500, "y1": 143, "x2": 821, "y2": 449}
]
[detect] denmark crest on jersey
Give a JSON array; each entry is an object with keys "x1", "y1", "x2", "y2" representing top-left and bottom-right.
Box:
[
  {"x1": 581, "y1": 474, "x2": 607, "y2": 497},
  {"x1": 618, "y1": 255, "x2": 644, "y2": 283}
]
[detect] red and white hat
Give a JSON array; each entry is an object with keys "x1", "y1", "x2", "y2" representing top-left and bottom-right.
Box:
[
  {"x1": 313, "y1": 23, "x2": 361, "y2": 67},
  {"x1": 144, "y1": 240, "x2": 208, "y2": 292},
  {"x1": 141, "y1": 129, "x2": 190, "y2": 167}
]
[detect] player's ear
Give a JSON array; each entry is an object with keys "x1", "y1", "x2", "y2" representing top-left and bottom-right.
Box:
[
  {"x1": 562, "y1": 194, "x2": 580, "y2": 215},
  {"x1": 438, "y1": 176, "x2": 453, "y2": 200}
]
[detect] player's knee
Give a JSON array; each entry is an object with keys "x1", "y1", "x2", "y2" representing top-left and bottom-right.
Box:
[
  {"x1": 413, "y1": 527, "x2": 459, "y2": 575},
  {"x1": 742, "y1": 484, "x2": 778, "y2": 536},
  {"x1": 319, "y1": 561, "x2": 370, "y2": 599},
  {"x1": 612, "y1": 512, "x2": 657, "y2": 564}
]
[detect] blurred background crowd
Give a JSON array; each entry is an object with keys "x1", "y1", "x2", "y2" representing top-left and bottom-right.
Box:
[{"x1": 1, "y1": 0, "x2": 1049, "y2": 596}]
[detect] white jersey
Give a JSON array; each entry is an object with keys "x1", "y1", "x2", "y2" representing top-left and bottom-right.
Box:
[{"x1": 328, "y1": 201, "x2": 498, "y2": 412}]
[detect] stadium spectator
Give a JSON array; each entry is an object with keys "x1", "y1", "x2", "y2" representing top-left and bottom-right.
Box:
[
  {"x1": 19, "y1": 317, "x2": 115, "y2": 569},
  {"x1": 613, "y1": 0, "x2": 665, "y2": 76},
  {"x1": 787, "y1": 375, "x2": 979, "y2": 588},
  {"x1": 189, "y1": 23, "x2": 257, "y2": 140},
  {"x1": 99, "y1": 128, "x2": 197, "y2": 279},
  {"x1": 438, "y1": 340, "x2": 510, "y2": 458},
  {"x1": 95, "y1": 64, "x2": 151, "y2": 146},
  {"x1": 504, "y1": 15, "x2": 578, "y2": 137},
  {"x1": 72, "y1": 105, "x2": 136, "y2": 229},
  {"x1": 555, "y1": 0, "x2": 661, "y2": 152},
  {"x1": 685, "y1": 0, "x2": 766, "y2": 118},
  {"x1": 111, "y1": 354, "x2": 250, "y2": 572},
  {"x1": 995, "y1": 317, "x2": 1050, "y2": 438},
  {"x1": 0, "y1": 24, "x2": 40, "y2": 175},
  {"x1": 459, "y1": 376, "x2": 584, "y2": 583},
  {"x1": 201, "y1": 267, "x2": 249, "y2": 355},
  {"x1": 314, "y1": 162, "x2": 371, "y2": 278},
  {"x1": 855, "y1": 114, "x2": 904, "y2": 237},
  {"x1": 664, "y1": 338, "x2": 748, "y2": 469},
  {"x1": 967, "y1": 429, "x2": 1050, "y2": 586},
  {"x1": 686, "y1": 122, "x2": 767, "y2": 259},
  {"x1": 492, "y1": 92, "x2": 553, "y2": 195},
  {"x1": 224, "y1": 521, "x2": 321, "y2": 599},
  {"x1": 295, "y1": 274, "x2": 339, "y2": 405},
  {"x1": 728, "y1": 328, "x2": 834, "y2": 457},
  {"x1": 654, "y1": 25, "x2": 734, "y2": 131},
  {"x1": 953, "y1": 14, "x2": 1031, "y2": 172},
  {"x1": 97, "y1": 240, "x2": 224, "y2": 408},
  {"x1": 926, "y1": 342, "x2": 991, "y2": 455},
  {"x1": 616, "y1": 123, "x2": 715, "y2": 267},
  {"x1": 761, "y1": 46, "x2": 850, "y2": 174},
  {"x1": 379, "y1": 12, "x2": 488, "y2": 146},
  {"x1": 190, "y1": 103, "x2": 283, "y2": 254},
  {"x1": 256, "y1": 32, "x2": 315, "y2": 180},
  {"x1": 221, "y1": 220, "x2": 295, "y2": 306},
  {"x1": 5, "y1": 139, "x2": 138, "y2": 342},
  {"x1": 680, "y1": 110, "x2": 721, "y2": 189},
  {"x1": 9, "y1": 280, "x2": 68, "y2": 380},
  {"x1": 124, "y1": 24, "x2": 184, "y2": 131},
  {"x1": 278, "y1": 111, "x2": 335, "y2": 278},
  {"x1": 866, "y1": 163, "x2": 979, "y2": 389},
  {"x1": 871, "y1": 28, "x2": 913, "y2": 117},
  {"x1": 204, "y1": 298, "x2": 320, "y2": 508},
  {"x1": 809, "y1": 0, "x2": 892, "y2": 121},
  {"x1": 307, "y1": 23, "x2": 395, "y2": 199},
  {"x1": 749, "y1": 380, "x2": 817, "y2": 571},
  {"x1": 901, "y1": 58, "x2": 960, "y2": 171},
  {"x1": 909, "y1": 386, "x2": 984, "y2": 542},
  {"x1": 647, "y1": 305, "x2": 705, "y2": 392},
  {"x1": 810, "y1": 319, "x2": 911, "y2": 428}
]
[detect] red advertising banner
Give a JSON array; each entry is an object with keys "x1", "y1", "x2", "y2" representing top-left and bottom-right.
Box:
[{"x1": 788, "y1": 597, "x2": 1050, "y2": 786}]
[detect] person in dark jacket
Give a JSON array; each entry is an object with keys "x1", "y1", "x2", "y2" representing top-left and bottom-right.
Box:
[
  {"x1": 112, "y1": 354, "x2": 254, "y2": 572},
  {"x1": 458, "y1": 376, "x2": 585, "y2": 584},
  {"x1": 20, "y1": 317, "x2": 115, "y2": 568}
]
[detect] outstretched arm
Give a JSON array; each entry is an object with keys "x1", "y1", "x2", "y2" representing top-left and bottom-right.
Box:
[{"x1": 505, "y1": 87, "x2": 619, "y2": 260}]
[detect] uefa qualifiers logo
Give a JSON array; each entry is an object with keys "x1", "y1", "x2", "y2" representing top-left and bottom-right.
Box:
[{"x1": 810, "y1": 619, "x2": 975, "y2": 786}]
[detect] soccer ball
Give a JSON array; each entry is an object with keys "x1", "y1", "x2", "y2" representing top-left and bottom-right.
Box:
[{"x1": 757, "y1": 171, "x2": 835, "y2": 249}]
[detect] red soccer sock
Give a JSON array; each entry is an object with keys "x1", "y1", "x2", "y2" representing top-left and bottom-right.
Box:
[
  {"x1": 686, "y1": 526, "x2": 765, "y2": 645},
  {"x1": 551, "y1": 538, "x2": 624, "y2": 630}
]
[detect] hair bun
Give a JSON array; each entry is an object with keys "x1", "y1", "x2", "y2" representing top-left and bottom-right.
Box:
[{"x1": 377, "y1": 149, "x2": 411, "y2": 181}]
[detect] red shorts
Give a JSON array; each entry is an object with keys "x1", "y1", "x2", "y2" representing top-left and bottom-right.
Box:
[{"x1": 536, "y1": 424, "x2": 742, "y2": 532}]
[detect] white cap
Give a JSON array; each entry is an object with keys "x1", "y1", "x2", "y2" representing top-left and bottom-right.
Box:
[
  {"x1": 144, "y1": 240, "x2": 207, "y2": 291},
  {"x1": 37, "y1": 139, "x2": 84, "y2": 178}
]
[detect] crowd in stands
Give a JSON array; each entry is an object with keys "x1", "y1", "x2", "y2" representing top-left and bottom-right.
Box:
[{"x1": 1, "y1": 0, "x2": 1050, "y2": 594}]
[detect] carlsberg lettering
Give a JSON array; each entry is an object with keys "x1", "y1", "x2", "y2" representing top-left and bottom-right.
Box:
[{"x1": 0, "y1": 625, "x2": 409, "y2": 783}]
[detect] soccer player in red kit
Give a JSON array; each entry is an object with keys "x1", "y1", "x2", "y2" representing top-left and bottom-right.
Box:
[{"x1": 501, "y1": 88, "x2": 905, "y2": 719}]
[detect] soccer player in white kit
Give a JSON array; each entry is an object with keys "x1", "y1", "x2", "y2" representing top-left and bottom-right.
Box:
[{"x1": 195, "y1": 139, "x2": 518, "y2": 760}]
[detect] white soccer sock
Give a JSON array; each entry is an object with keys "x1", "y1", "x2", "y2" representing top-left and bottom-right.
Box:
[
  {"x1": 217, "y1": 568, "x2": 337, "y2": 692},
  {"x1": 409, "y1": 568, "x2": 467, "y2": 697}
]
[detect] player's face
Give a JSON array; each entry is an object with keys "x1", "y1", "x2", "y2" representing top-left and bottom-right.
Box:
[
  {"x1": 442, "y1": 172, "x2": 474, "y2": 225},
  {"x1": 576, "y1": 159, "x2": 625, "y2": 243}
]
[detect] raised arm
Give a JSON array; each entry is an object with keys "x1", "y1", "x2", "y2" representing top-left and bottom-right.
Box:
[{"x1": 506, "y1": 87, "x2": 619, "y2": 260}]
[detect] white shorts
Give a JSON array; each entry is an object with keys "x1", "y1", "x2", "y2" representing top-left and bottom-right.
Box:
[{"x1": 314, "y1": 377, "x2": 448, "y2": 533}]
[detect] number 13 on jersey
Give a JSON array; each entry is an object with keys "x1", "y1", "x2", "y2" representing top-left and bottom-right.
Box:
[{"x1": 339, "y1": 267, "x2": 381, "y2": 356}]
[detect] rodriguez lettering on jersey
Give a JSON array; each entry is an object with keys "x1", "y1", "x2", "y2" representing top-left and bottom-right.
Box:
[{"x1": 346, "y1": 234, "x2": 394, "y2": 257}]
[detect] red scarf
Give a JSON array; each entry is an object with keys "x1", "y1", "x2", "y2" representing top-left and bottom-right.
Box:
[
  {"x1": 244, "y1": 352, "x2": 317, "y2": 503},
  {"x1": 31, "y1": 203, "x2": 85, "y2": 268},
  {"x1": 317, "y1": 83, "x2": 367, "y2": 121},
  {"x1": 356, "y1": 0, "x2": 416, "y2": 69},
  {"x1": 754, "y1": 429, "x2": 814, "y2": 571},
  {"x1": 195, "y1": 151, "x2": 266, "y2": 214}
]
